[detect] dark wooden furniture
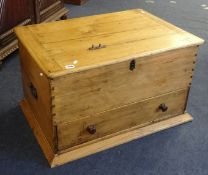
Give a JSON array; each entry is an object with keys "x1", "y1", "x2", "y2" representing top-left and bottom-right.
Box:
[
  {"x1": 34, "y1": 0, "x2": 68, "y2": 23},
  {"x1": 0, "y1": 0, "x2": 34, "y2": 62},
  {"x1": 0, "y1": 0, "x2": 68, "y2": 63},
  {"x1": 64, "y1": 0, "x2": 88, "y2": 5}
]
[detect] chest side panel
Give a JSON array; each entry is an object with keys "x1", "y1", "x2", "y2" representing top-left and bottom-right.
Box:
[
  {"x1": 51, "y1": 46, "x2": 197, "y2": 124},
  {"x1": 19, "y1": 42, "x2": 55, "y2": 150}
]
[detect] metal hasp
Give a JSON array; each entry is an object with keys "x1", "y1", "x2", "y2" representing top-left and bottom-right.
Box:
[{"x1": 88, "y1": 44, "x2": 106, "y2": 50}]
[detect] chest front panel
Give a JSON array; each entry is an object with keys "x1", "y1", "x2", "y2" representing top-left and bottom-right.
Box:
[{"x1": 51, "y1": 46, "x2": 197, "y2": 124}]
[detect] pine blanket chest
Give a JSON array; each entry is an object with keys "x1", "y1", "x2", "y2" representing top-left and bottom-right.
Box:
[{"x1": 15, "y1": 9, "x2": 204, "y2": 167}]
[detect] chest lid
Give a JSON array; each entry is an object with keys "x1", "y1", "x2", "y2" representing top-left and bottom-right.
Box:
[{"x1": 15, "y1": 9, "x2": 204, "y2": 78}]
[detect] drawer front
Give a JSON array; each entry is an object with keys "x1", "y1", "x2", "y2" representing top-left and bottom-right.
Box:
[
  {"x1": 57, "y1": 89, "x2": 189, "y2": 151},
  {"x1": 52, "y1": 47, "x2": 197, "y2": 124}
]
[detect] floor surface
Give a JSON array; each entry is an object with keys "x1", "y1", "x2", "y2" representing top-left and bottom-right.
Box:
[{"x1": 0, "y1": 0, "x2": 208, "y2": 174}]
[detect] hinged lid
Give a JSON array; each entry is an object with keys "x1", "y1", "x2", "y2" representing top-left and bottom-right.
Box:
[{"x1": 15, "y1": 9, "x2": 204, "y2": 78}]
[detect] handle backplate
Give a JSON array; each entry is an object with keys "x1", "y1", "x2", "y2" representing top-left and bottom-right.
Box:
[{"x1": 29, "y1": 82, "x2": 38, "y2": 99}]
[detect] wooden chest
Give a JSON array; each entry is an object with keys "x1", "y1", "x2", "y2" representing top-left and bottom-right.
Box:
[{"x1": 15, "y1": 9, "x2": 204, "y2": 167}]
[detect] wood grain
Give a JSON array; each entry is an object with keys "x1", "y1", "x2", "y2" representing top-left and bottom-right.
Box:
[
  {"x1": 14, "y1": 9, "x2": 204, "y2": 78},
  {"x1": 0, "y1": 0, "x2": 33, "y2": 34},
  {"x1": 57, "y1": 88, "x2": 189, "y2": 150},
  {"x1": 0, "y1": 0, "x2": 34, "y2": 60},
  {"x1": 19, "y1": 42, "x2": 55, "y2": 150},
  {"x1": 16, "y1": 9, "x2": 204, "y2": 167},
  {"x1": 35, "y1": 0, "x2": 66, "y2": 23},
  {"x1": 52, "y1": 113, "x2": 193, "y2": 167},
  {"x1": 39, "y1": 0, "x2": 58, "y2": 11},
  {"x1": 20, "y1": 99, "x2": 55, "y2": 165},
  {"x1": 0, "y1": 0, "x2": 68, "y2": 61},
  {"x1": 52, "y1": 47, "x2": 196, "y2": 124},
  {"x1": 20, "y1": 98, "x2": 193, "y2": 167}
]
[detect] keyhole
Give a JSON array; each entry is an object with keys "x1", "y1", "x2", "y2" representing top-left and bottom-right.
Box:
[{"x1": 130, "y1": 59, "x2": 136, "y2": 71}]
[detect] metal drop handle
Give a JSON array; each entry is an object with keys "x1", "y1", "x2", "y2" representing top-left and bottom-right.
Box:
[{"x1": 29, "y1": 82, "x2": 38, "y2": 99}]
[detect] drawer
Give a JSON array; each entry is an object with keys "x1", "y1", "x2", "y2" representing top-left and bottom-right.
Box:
[
  {"x1": 56, "y1": 88, "x2": 189, "y2": 151},
  {"x1": 52, "y1": 47, "x2": 197, "y2": 124}
]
